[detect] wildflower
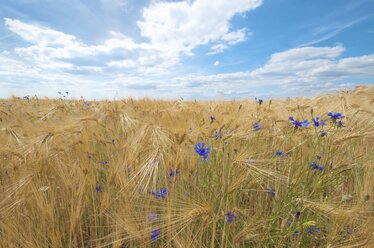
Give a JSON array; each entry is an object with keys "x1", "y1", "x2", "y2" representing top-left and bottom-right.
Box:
[
  {"x1": 100, "y1": 160, "x2": 108, "y2": 165},
  {"x1": 287, "y1": 220, "x2": 293, "y2": 227},
  {"x1": 225, "y1": 212, "x2": 238, "y2": 223},
  {"x1": 212, "y1": 131, "x2": 222, "y2": 139},
  {"x1": 151, "y1": 228, "x2": 160, "y2": 242},
  {"x1": 266, "y1": 188, "x2": 276, "y2": 197},
  {"x1": 309, "y1": 161, "x2": 324, "y2": 171},
  {"x1": 111, "y1": 139, "x2": 115, "y2": 144},
  {"x1": 289, "y1": 117, "x2": 309, "y2": 128},
  {"x1": 148, "y1": 213, "x2": 157, "y2": 223},
  {"x1": 327, "y1": 112, "x2": 345, "y2": 120},
  {"x1": 307, "y1": 226, "x2": 320, "y2": 235},
  {"x1": 194, "y1": 143, "x2": 211, "y2": 160},
  {"x1": 23, "y1": 95, "x2": 30, "y2": 100},
  {"x1": 276, "y1": 151, "x2": 286, "y2": 157},
  {"x1": 252, "y1": 122, "x2": 262, "y2": 131},
  {"x1": 168, "y1": 168, "x2": 179, "y2": 177},
  {"x1": 154, "y1": 188, "x2": 168, "y2": 199},
  {"x1": 210, "y1": 116, "x2": 216, "y2": 123},
  {"x1": 96, "y1": 186, "x2": 102, "y2": 192},
  {"x1": 255, "y1": 98, "x2": 263, "y2": 105},
  {"x1": 311, "y1": 117, "x2": 326, "y2": 127},
  {"x1": 295, "y1": 210, "x2": 301, "y2": 219},
  {"x1": 294, "y1": 230, "x2": 300, "y2": 237},
  {"x1": 337, "y1": 120, "x2": 345, "y2": 127}
]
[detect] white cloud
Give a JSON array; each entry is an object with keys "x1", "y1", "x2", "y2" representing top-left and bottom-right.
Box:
[
  {"x1": 207, "y1": 44, "x2": 228, "y2": 55},
  {"x1": 172, "y1": 45, "x2": 374, "y2": 98},
  {"x1": 221, "y1": 28, "x2": 249, "y2": 45},
  {"x1": 137, "y1": 0, "x2": 262, "y2": 55},
  {"x1": 4, "y1": 18, "x2": 78, "y2": 46},
  {"x1": 213, "y1": 61, "x2": 220, "y2": 66},
  {"x1": 4, "y1": 18, "x2": 178, "y2": 73}
]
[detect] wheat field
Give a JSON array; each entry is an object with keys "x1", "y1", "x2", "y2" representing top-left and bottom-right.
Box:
[{"x1": 1, "y1": 85, "x2": 374, "y2": 247}]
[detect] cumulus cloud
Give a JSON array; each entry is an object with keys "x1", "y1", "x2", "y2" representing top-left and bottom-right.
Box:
[
  {"x1": 172, "y1": 45, "x2": 374, "y2": 98},
  {"x1": 213, "y1": 61, "x2": 220, "y2": 66}
]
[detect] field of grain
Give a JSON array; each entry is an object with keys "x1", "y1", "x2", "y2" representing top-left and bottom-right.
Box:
[{"x1": 1, "y1": 85, "x2": 374, "y2": 247}]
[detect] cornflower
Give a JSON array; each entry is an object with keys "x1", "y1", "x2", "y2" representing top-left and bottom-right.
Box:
[
  {"x1": 210, "y1": 116, "x2": 216, "y2": 123},
  {"x1": 252, "y1": 122, "x2": 262, "y2": 131},
  {"x1": 309, "y1": 161, "x2": 324, "y2": 171},
  {"x1": 212, "y1": 131, "x2": 222, "y2": 139},
  {"x1": 147, "y1": 213, "x2": 157, "y2": 223},
  {"x1": 311, "y1": 117, "x2": 326, "y2": 127},
  {"x1": 276, "y1": 151, "x2": 286, "y2": 157},
  {"x1": 289, "y1": 117, "x2": 309, "y2": 128},
  {"x1": 151, "y1": 228, "x2": 160, "y2": 242},
  {"x1": 154, "y1": 188, "x2": 168, "y2": 199},
  {"x1": 96, "y1": 185, "x2": 102, "y2": 192},
  {"x1": 168, "y1": 168, "x2": 179, "y2": 177},
  {"x1": 307, "y1": 226, "x2": 321, "y2": 235},
  {"x1": 225, "y1": 212, "x2": 238, "y2": 223},
  {"x1": 327, "y1": 112, "x2": 345, "y2": 120},
  {"x1": 194, "y1": 143, "x2": 211, "y2": 161},
  {"x1": 337, "y1": 120, "x2": 345, "y2": 127}
]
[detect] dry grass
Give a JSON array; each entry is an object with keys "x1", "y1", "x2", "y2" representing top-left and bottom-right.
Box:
[{"x1": 1, "y1": 85, "x2": 374, "y2": 247}]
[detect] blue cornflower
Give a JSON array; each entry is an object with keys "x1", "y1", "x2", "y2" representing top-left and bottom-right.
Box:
[
  {"x1": 225, "y1": 212, "x2": 238, "y2": 223},
  {"x1": 194, "y1": 143, "x2": 211, "y2": 161},
  {"x1": 100, "y1": 160, "x2": 108, "y2": 165},
  {"x1": 210, "y1": 116, "x2": 216, "y2": 123},
  {"x1": 276, "y1": 151, "x2": 286, "y2": 157},
  {"x1": 23, "y1": 95, "x2": 30, "y2": 100},
  {"x1": 96, "y1": 185, "x2": 102, "y2": 192},
  {"x1": 307, "y1": 226, "x2": 321, "y2": 235},
  {"x1": 295, "y1": 210, "x2": 300, "y2": 218},
  {"x1": 253, "y1": 122, "x2": 262, "y2": 131},
  {"x1": 327, "y1": 112, "x2": 345, "y2": 120},
  {"x1": 311, "y1": 117, "x2": 326, "y2": 127},
  {"x1": 151, "y1": 228, "x2": 160, "y2": 242},
  {"x1": 337, "y1": 120, "x2": 345, "y2": 127},
  {"x1": 212, "y1": 131, "x2": 222, "y2": 139},
  {"x1": 154, "y1": 188, "x2": 168, "y2": 199},
  {"x1": 147, "y1": 213, "x2": 157, "y2": 223},
  {"x1": 168, "y1": 168, "x2": 179, "y2": 177},
  {"x1": 289, "y1": 117, "x2": 309, "y2": 128},
  {"x1": 258, "y1": 99, "x2": 263, "y2": 105},
  {"x1": 309, "y1": 161, "x2": 324, "y2": 171},
  {"x1": 294, "y1": 230, "x2": 300, "y2": 237}
]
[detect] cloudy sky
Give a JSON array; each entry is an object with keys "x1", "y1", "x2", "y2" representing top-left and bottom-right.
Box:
[{"x1": 0, "y1": 0, "x2": 374, "y2": 100}]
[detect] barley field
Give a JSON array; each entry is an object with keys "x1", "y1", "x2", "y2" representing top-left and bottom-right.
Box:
[{"x1": 1, "y1": 85, "x2": 374, "y2": 248}]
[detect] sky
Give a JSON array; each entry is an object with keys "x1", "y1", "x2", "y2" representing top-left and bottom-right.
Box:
[{"x1": 0, "y1": 0, "x2": 374, "y2": 100}]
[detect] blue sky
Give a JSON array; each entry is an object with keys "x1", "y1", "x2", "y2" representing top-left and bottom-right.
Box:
[{"x1": 0, "y1": 0, "x2": 373, "y2": 100}]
